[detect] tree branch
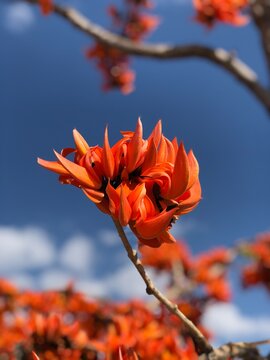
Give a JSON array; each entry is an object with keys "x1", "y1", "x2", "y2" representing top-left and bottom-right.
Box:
[
  {"x1": 200, "y1": 339, "x2": 270, "y2": 360},
  {"x1": 111, "y1": 217, "x2": 213, "y2": 356},
  {"x1": 251, "y1": 0, "x2": 270, "y2": 86},
  {"x1": 26, "y1": 0, "x2": 270, "y2": 113}
]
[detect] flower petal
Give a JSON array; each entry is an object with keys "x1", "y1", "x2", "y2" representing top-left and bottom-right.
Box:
[
  {"x1": 106, "y1": 181, "x2": 120, "y2": 215},
  {"x1": 128, "y1": 183, "x2": 146, "y2": 220},
  {"x1": 102, "y1": 126, "x2": 115, "y2": 178},
  {"x1": 73, "y1": 129, "x2": 89, "y2": 156},
  {"x1": 126, "y1": 118, "x2": 143, "y2": 173},
  {"x1": 54, "y1": 150, "x2": 98, "y2": 188},
  {"x1": 166, "y1": 142, "x2": 189, "y2": 199},
  {"x1": 119, "y1": 186, "x2": 132, "y2": 226},
  {"x1": 37, "y1": 158, "x2": 69, "y2": 176},
  {"x1": 187, "y1": 150, "x2": 199, "y2": 189},
  {"x1": 82, "y1": 188, "x2": 104, "y2": 203},
  {"x1": 141, "y1": 138, "x2": 157, "y2": 173},
  {"x1": 148, "y1": 119, "x2": 162, "y2": 147},
  {"x1": 135, "y1": 208, "x2": 176, "y2": 239}
]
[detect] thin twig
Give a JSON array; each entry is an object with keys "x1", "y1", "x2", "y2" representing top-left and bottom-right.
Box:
[
  {"x1": 111, "y1": 217, "x2": 213, "y2": 355},
  {"x1": 200, "y1": 339, "x2": 270, "y2": 360},
  {"x1": 26, "y1": 0, "x2": 270, "y2": 113}
]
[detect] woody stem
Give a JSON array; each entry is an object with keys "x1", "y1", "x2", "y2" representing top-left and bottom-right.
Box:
[{"x1": 111, "y1": 217, "x2": 213, "y2": 356}]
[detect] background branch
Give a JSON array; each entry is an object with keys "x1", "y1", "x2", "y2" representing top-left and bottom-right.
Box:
[{"x1": 26, "y1": 0, "x2": 270, "y2": 114}]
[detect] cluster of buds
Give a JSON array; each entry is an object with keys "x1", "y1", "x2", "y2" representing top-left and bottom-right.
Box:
[
  {"x1": 38, "y1": 120, "x2": 201, "y2": 247},
  {"x1": 193, "y1": 0, "x2": 249, "y2": 27},
  {"x1": 87, "y1": 0, "x2": 159, "y2": 94}
]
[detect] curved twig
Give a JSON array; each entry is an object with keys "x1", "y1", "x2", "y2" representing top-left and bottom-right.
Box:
[
  {"x1": 26, "y1": 0, "x2": 270, "y2": 113},
  {"x1": 199, "y1": 339, "x2": 270, "y2": 360},
  {"x1": 111, "y1": 217, "x2": 213, "y2": 355}
]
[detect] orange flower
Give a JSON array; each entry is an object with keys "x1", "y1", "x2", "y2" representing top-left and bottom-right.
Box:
[
  {"x1": 39, "y1": 0, "x2": 53, "y2": 15},
  {"x1": 193, "y1": 0, "x2": 249, "y2": 26},
  {"x1": 139, "y1": 241, "x2": 191, "y2": 271},
  {"x1": 122, "y1": 13, "x2": 160, "y2": 41},
  {"x1": 86, "y1": 44, "x2": 135, "y2": 94},
  {"x1": 241, "y1": 232, "x2": 270, "y2": 291},
  {"x1": 192, "y1": 248, "x2": 233, "y2": 301},
  {"x1": 38, "y1": 120, "x2": 201, "y2": 247}
]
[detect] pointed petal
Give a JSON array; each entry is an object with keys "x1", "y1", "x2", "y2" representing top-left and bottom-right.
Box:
[
  {"x1": 128, "y1": 183, "x2": 146, "y2": 220},
  {"x1": 73, "y1": 129, "x2": 89, "y2": 155},
  {"x1": 106, "y1": 182, "x2": 120, "y2": 215},
  {"x1": 167, "y1": 142, "x2": 189, "y2": 199},
  {"x1": 141, "y1": 138, "x2": 157, "y2": 173},
  {"x1": 187, "y1": 150, "x2": 199, "y2": 189},
  {"x1": 95, "y1": 198, "x2": 110, "y2": 215},
  {"x1": 61, "y1": 147, "x2": 75, "y2": 157},
  {"x1": 53, "y1": 151, "x2": 97, "y2": 188},
  {"x1": 137, "y1": 236, "x2": 162, "y2": 248},
  {"x1": 176, "y1": 180, "x2": 202, "y2": 215},
  {"x1": 102, "y1": 126, "x2": 115, "y2": 178},
  {"x1": 148, "y1": 120, "x2": 162, "y2": 147},
  {"x1": 156, "y1": 135, "x2": 167, "y2": 163},
  {"x1": 135, "y1": 208, "x2": 176, "y2": 239},
  {"x1": 126, "y1": 118, "x2": 143, "y2": 173},
  {"x1": 165, "y1": 138, "x2": 176, "y2": 164},
  {"x1": 37, "y1": 158, "x2": 69, "y2": 176},
  {"x1": 157, "y1": 230, "x2": 176, "y2": 244},
  {"x1": 82, "y1": 188, "x2": 104, "y2": 203},
  {"x1": 172, "y1": 137, "x2": 178, "y2": 154},
  {"x1": 119, "y1": 186, "x2": 132, "y2": 226}
]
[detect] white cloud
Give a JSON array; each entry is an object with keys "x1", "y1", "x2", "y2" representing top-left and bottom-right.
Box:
[
  {"x1": 98, "y1": 229, "x2": 120, "y2": 247},
  {"x1": 59, "y1": 235, "x2": 94, "y2": 274},
  {"x1": 7, "y1": 273, "x2": 35, "y2": 289},
  {"x1": 202, "y1": 303, "x2": 270, "y2": 342},
  {"x1": 171, "y1": 219, "x2": 201, "y2": 238},
  {"x1": 102, "y1": 263, "x2": 169, "y2": 299},
  {"x1": 0, "y1": 226, "x2": 55, "y2": 272},
  {"x1": 3, "y1": 2, "x2": 35, "y2": 33},
  {"x1": 38, "y1": 269, "x2": 74, "y2": 290},
  {"x1": 75, "y1": 279, "x2": 107, "y2": 298}
]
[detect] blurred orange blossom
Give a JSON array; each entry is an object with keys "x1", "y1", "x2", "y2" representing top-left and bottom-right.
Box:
[{"x1": 38, "y1": 119, "x2": 201, "y2": 247}]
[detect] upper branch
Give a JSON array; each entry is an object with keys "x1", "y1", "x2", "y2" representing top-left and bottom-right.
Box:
[
  {"x1": 27, "y1": 0, "x2": 270, "y2": 113},
  {"x1": 251, "y1": 0, "x2": 270, "y2": 86}
]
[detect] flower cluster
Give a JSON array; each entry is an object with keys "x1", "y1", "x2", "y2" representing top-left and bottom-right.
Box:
[
  {"x1": 0, "y1": 280, "x2": 200, "y2": 359},
  {"x1": 38, "y1": 120, "x2": 201, "y2": 247},
  {"x1": 86, "y1": 45, "x2": 135, "y2": 95},
  {"x1": 140, "y1": 242, "x2": 233, "y2": 301},
  {"x1": 39, "y1": 0, "x2": 53, "y2": 15},
  {"x1": 192, "y1": 248, "x2": 233, "y2": 301},
  {"x1": 241, "y1": 232, "x2": 270, "y2": 292},
  {"x1": 193, "y1": 0, "x2": 249, "y2": 27},
  {"x1": 86, "y1": 0, "x2": 159, "y2": 94}
]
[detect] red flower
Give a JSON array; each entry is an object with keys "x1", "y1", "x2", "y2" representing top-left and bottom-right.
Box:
[
  {"x1": 86, "y1": 44, "x2": 135, "y2": 94},
  {"x1": 38, "y1": 120, "x2": 201, "y2": 247},
  {"x1": 139, "y1": 240, "x2": 191, "y2": 271},
  {"x1": 192, "y1": 248, "x2": 233, "y2": 301},
  {"x1": 193, "y1": 0, "x2": 249, "y2": 26},
  {"x1": 39, "y1": 0, "x2": 53, "y2": 15},
  {"x1": 242, "y1": 232, "x2": 270, "y2": 291}
]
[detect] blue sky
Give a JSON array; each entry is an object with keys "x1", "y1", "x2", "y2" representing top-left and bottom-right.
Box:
[{"x1": 0, "y1": 0, "x2": 270, "y2": 345}]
